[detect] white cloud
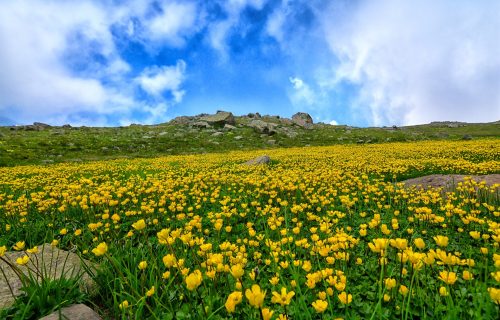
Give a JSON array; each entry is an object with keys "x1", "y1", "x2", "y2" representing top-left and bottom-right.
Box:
[
  {"x1": 136, "y1": 60, "x2": 187, "y2": 102},
  {"x1": 0, "y1": 0, "x2": 192, "y2": 125},
  {"x1": 329, "y1": 120, "x2": 338, "y2": 126},
  {"x1": 319, "y1": 0, "x2": 500, "y2": 125},
  {"x1": 144, "y1": 1, "x2": 201, "y2": 47},
  {"x1": 289, "y1": 76, "x2": 316, "y2": 106}
]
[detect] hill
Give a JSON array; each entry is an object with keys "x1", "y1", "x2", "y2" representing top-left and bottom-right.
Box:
[{"x1": 0, "y1": 111, "x2": 498, "y2": 166}]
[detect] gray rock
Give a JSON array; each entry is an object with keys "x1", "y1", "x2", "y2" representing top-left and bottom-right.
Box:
[
  {"x1": 39, "y1": 304, "x2": 101, "y2": 320},
  {"x1": 234, "y1": 136, "x2": 243, "y2": 140},
  {"x1": 267, "y1": 140, "x2": 276, "y2": 145},
  {"x1": 292, "y1": 112, "x2": 313, "y2": 128},
  {"x1": 245, "y1": 155, "x2": 271, "y2": 165},
  {"x1": 462, "y1": 134, "x2": 473, "y2": 140},
  {"x1": 223, "y1": 124, "x2": 236, "y2": 130},
  {"x1": 0, "y1": 244, "x2": 97, "y2": 309},
  {"x1": 248, "y1": 120, "x2": 277, "y2": 135},
  {"x1": 192, "y1": 121, "x2": 211, "y2": 129},
  {"x1": 200, "y1": 111, "x2": 235, "y2": 126},
  {"x1": 212, "y1": 132, "x2": 223, "y2": 137},
  {"x1": 170, "y1": 116, "x2": 195, "y2": 125},
  {"x1": 62, "y1": 124, "x2": 72, "y2": 129}
]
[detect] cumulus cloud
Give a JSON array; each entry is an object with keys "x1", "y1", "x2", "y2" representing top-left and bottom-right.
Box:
[
  {"x1": 0, "y1": 0, "x2": 192, "y2": 126},
  {"x1": 318, "y1": 0, "x2": 500, "y2": 125},
  {"x1": 143, "y1": 1, "x2": 202, "y2": 47},
  {"x1": 136, "y1": 61, "x2": 187, "y2": 102},
  {"x1": 289, "y1": 76, "x2": 317, "y2": 106}
]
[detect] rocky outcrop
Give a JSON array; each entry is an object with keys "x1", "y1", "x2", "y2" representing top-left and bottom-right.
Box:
[
  {"x1": 200, "y1": 111, "x2": 235, "y2": 126},
  {"x1": 248, "y1": 120, "x2": 277, "y2": 135},
  {"x1": 39, "y1": 304, "x2": 102, "y2": 320},
  {"x1": 0, "y1": 244, "x2": 96, "y2": 309},
  {"x1": 292, "y1": 112, "x2": 313, "y2": 128}
]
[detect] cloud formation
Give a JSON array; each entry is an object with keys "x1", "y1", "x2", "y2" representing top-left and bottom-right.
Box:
[
  {"x1": 0, "y1": 0, "x2": 193, "y2": 125},
  {"x1": 0, "y1": 0, "x2": 498, "y2": 126},
  {"x1": 318, "y1": 0, "x2": 500, "y2": 125},
  {"x1": 136, "y1": 61, "x2": 186, "y2": 102}
]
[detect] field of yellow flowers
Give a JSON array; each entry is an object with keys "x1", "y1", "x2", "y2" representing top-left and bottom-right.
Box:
[{"x1": 0, "y1": 139, "x2": 499, "y2": 319}]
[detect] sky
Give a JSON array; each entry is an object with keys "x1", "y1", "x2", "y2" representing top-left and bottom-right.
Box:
[{"x1": 0, "y1": 0, "x2": 499, "y2": 127}]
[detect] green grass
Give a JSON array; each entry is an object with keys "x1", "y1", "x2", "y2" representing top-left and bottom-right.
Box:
[{"x1": 0, "y1": 119, "x2": 498, "y2": 166}]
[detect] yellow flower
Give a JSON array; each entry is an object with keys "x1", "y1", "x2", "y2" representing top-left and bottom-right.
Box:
[
  {"x1": 383, "y1": 294, "x2": 391, "y2": 302},
  {"x1": 59, "y1": 228, "x2": 67, "y2": 235},
  {"x1": 138, "y1": 261, "x2": 148, "y2": 270},
  {"x1": 368, "y1": 238, "x2": 389, "y2": 255},
  {"x1": 433, "y1": 236, "x2": 449, "y2": 248},
  {"x1": 146, "y1": 286, "x2": 155, "y2": 297},
  {"x1": 269, "y1": 276, "x2": 279, "y2": 286},
  {"x1": 13, "y1": 241, "x2": 25, "y2": 251},
  {"x1": 92, "y1": 242, "x2": 108, "y2": 256},
  {"x1": 413, "y1": 238, "x2": 425, "y2": 250},
  {"x1": 463, "y1": 270, "x2": 473, "y2": 281},
  {"x1": 312, "y1": 299, "x2": 328, "y2": 313},
  {"x1": 119, "y1": 300, "x2": 129, "y2": 309},
  {"x1": 230, "y1": 264, "x2": 244, "y2": 279},
  {"x1": 389, "y1": 238, "x2": 408, "y2": 250},
  {"x1": 261, "y1": 308, "x2": 274, "y2": 320},
  {"x1": 162, "y1": 254, "x2": 176, "y2": 267},
  {"x1": 438, "y1": 271, "x2": 457, "y2": 285},
  {"x1": 488, "y1": 288, "x2": 500, "y2": 305},
  {"x1": 74, "y1": 229, "x2": 82, "y2": 236},
  {"x1": 439, "y1": 286, "x2": 448, "y2": 296},
  {"x1": 132, "y1": 219, "x2": 146, "y2": 231},
  {"x1": 16, "y1": 255, "x2": 29, "y2": 266},
  {"x1": 271, "y1": 287, "x2": 295, "y2": 306},
  {"x1": 469, "y1": 231, "x2": 481, "y2": 240},
  {"x1": 185, "y1": 270, "x2": 202, "y2": 291},
  {"x1": 225, "y1": 291, "x2": 242, "y2": 313},
  {"x1": 51, "y1": 239, "x2": 59, "y2": 247},
  {"x1": 245, "y1": 284, "x2": 266, "y2": 308},
  {"x1": 337, "y1": 291, "x2": 352, "y2": 305},
  {"x1": 399, "y1": 285, "x2": 409, "y2": 296},
  {"x1": 26, "y1": 246, "x2": 38, "y2": 254},
  {"x1": 385, "y1": 278, "x2": 396, "y2": 290},
  {"x1": 0, "y1": 245, "x2": 6, "y2": 257},
  {"x1": 162, "y1": 271, "x2": 171, "y2": 279}
]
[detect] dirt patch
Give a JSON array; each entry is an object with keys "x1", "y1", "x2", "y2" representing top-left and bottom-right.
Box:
[{"x1": 402, "y1": 174, "x2": 500, "y2": 190}]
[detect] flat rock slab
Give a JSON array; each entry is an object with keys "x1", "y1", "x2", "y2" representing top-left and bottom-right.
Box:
[
  {"x1": 0, "y1": 244, "x2": 96, "y2": 309},
  {"x1": 402, "y1": 174, "x2": 500, "y2": 190},
  {"x1": 39, "y1": 304, "x2": 101, "y2": 320}
]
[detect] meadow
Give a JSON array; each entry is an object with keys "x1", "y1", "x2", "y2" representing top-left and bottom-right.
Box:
[{"x1": 0, "y1": 139, "x2": 499, "y2": 319}]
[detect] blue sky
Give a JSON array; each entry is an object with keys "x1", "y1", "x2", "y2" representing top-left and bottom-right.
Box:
[{"x1": 0, "y1": 0, "x2": 499, "y2": 127}]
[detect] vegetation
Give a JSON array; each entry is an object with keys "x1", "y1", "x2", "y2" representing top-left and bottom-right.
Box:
[
  {"x1": 0, "y1": 139, "x2": 499, "y2": 319},
  {"x1": 0, "y1": 118, "x2": 498, "y2": 166}
]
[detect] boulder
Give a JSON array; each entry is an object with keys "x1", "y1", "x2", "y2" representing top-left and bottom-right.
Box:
[
  {"x1": 200, "y1": 111, "x2": 235, "y2": 126},
  {"x1": 248, "y1": 120, "x2": 277, "y2": 135},
  {"x1": 0, "y1": 244, "x2": 97, "y2": 309},
  {"x1": 292, "y1": 112, "x2": 313, "y2": 128},
  {"x1": 223, "y1": 124, "x2": 236, "y2": 131},
  {"x1": 170, "y1": 116, "x2": 195, "y2": 125},
  {"x1": 191, "y1": 121, "x2": 211, "y2": 129},
  {"x1": 245, "y1": 155, "x2": 271, "y2": 165},
  {"x1": 39, "y1": 304, "x2": 101, "y2": 320},
  {"x1": 462, "y1": 134, "x2": 473, "y2": 140},
  {"x1": 211, "y1": 132, "x2": 223, "y2": 137},
  {"x1": 247, "y1": 113, "x2": 262, "y2": 119}
]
